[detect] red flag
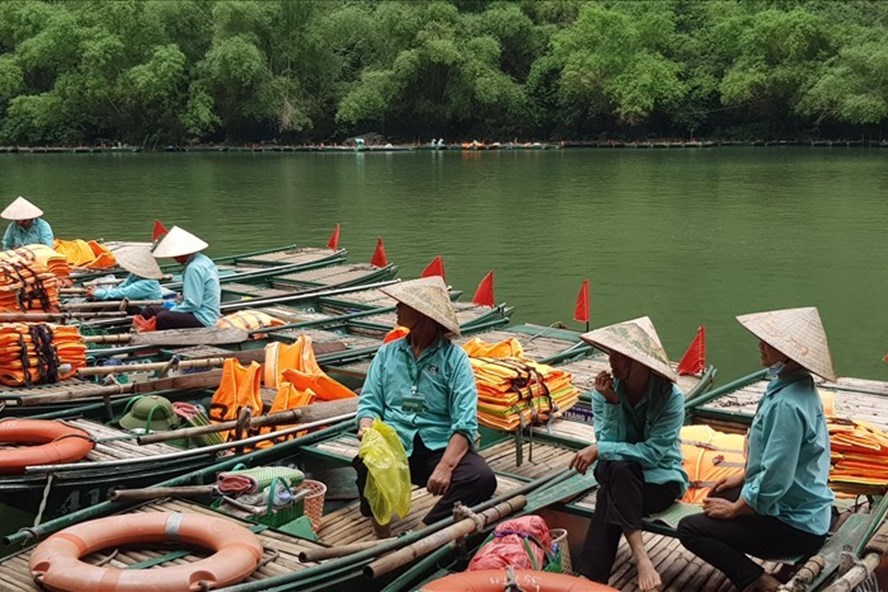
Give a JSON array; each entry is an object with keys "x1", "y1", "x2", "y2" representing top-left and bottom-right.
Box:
[
  {"x1": 370, "y1": 236, "x2": 387, "y2": 267},
  {"x1": 573, "y1": 279, "x2": 590, "y2": 323},
  {"x1": 421, "y1": 256, "x2": 446, "y2": 281},
  {"x1": 152, "y1": 220, "x2": 168, "y2": 242},
  {"x1": 677, "y1": 326, "x2": 706, "y2": 376},
  {"x1": 326, "y1": 224, "x2": 341, "y2": 250},
  {"x1": 472, "y1": 271, "x2": 495, "y2": 306}
]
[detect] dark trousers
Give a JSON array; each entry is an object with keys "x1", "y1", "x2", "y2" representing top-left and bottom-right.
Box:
[
  {"x1": 677, "y1": 486, "x2": 827, "y2": 591},
  {"x1": 353, "y1": 434, "x2": 497, "y2": 525},
  {"x1": 141, "y1": 305, "x2": 204, "y2": 330},
  {"x1": 577, "y1": 460, "x2": 681, "y2": 582}
]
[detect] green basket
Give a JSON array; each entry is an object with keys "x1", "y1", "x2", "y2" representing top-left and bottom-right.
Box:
[{"x1": 214, "y1": 476, "x2": 305, "y2": 528}]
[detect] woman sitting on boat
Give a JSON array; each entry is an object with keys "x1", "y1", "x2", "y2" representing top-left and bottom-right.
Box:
[
  {"x1": 1, "y1": 196, "x2": 53, "y2": 250},
  {"x1": 678, "y1": 307, "x2": 835, "y2": 592},
  {"x1": 86, "y1": 245, "x2": 163, "y2": 309},
  {"x1": 140, "y1": 226, "x2": 220, "y2": 330},
  {"x1": 570, "y1": 316, "x2": 687, "y2": 592},
  {"x1": 354, "y1": 276, "x2": 497, "y2": 537}
]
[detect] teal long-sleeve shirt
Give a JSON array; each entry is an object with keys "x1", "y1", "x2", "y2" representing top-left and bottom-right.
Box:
[
  {"x1": 169, "y1": 253, "x2": 220, "y2": 327},
  {"x1": 93, "y1": 274, "x2": 163, "y2": 301},
  {"x1": 2, "y1": 219, "x2": 54, "y2": 250},
  {"x1": 741, "y1": 370, "x2": 833, "y2": 535},
  {"x1": 357, "y1": 336, "x2": 480, "y2": 455},
  {"x1": 593, "y1": 375, "x2": 689, "y2": 493}
]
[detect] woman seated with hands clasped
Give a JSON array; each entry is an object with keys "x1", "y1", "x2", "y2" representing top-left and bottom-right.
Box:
[
  {"x1": 570, "y1": 316, "x2": 688, "y2": 592},
  {"x1": 678, "y1": 307, "x2": 835, "y2": 592}
]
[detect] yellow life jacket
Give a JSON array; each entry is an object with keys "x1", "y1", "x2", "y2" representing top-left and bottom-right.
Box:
[
  {"x1": 216, "y1": 310, "x2": 285, "y2": 334},
  {"x1": 52, "y1": 239, "x2": 117, "y2": 269}
]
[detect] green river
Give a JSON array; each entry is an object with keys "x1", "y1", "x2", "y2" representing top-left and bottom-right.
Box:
[{"x1": 1, "y1": 148, "x2": 885, "y2": 383}]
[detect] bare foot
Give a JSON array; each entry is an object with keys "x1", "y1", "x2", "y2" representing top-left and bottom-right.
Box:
[
  {"x1": 371, "y1": 519, "x2": 391, "y2": 539},
  {"x1": 637, "y1": 556, "x2": 662, "y2": 592}
]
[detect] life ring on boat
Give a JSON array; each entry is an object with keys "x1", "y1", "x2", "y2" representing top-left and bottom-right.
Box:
[
  {"x1": 418, "y1": 570, "x2": 618, "y2": 591},
  {"x1": 0, "y1": 419, "x2": 94, "y2": 475},
  {"x1": 30, "y1": 512, "x2": 264, "y2": 592}
]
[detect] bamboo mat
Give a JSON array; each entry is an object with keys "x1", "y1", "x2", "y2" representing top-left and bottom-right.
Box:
[
  {"x1": 67, "y1": 419, "x2": 184, "y2": 462},
  {"x1": 219, "y1": 282, "x2": 292, "y2": 298},
  {"x1": 481, "y1": 440, "x2": 573, "y2": 480},
  {"x1": 271, "y1": 263, "x2": 382, "y2": 288},
  {"x1": 234, "y1": 247, "x2": 335, "y2": 267},
  {"x1": 0, "y1": 498, "x2": 327, "y2": 591},
  {"x1": 316, "y1": 474, "x2": 525, "y2": 546},
  {"x1": 557, "y1": 357, "x2": 703, "y2": 398},
  {"x1": 699, "y1": 376, "x2": 888, "y2": 430},
  {"x1": 355, "y1": 301, "x2": 497, "y2": 331}
]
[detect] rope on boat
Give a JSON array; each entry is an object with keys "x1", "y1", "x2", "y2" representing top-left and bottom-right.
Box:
[{"x1": 33, "y1": 473, "x2": 55, "y2": 528}]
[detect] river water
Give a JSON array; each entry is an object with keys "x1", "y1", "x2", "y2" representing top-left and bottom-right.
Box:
[{"x1": 1, "y1": 148, "x2": 885, "y2": 383}]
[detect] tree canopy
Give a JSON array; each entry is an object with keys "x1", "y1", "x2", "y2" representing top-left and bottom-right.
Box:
[{"x1": 0, "y1": 0, "x2": 886, "y2": 145}]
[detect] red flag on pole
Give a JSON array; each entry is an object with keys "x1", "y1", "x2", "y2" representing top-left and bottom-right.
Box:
[
  {"x1": 421, "y1": 256, "x2": 446, "y2": 281},
  {"x1": 370, "y1": 236, "x2": 387, "y2": 267},
  {"x1": 677, "y1": 326, "x2": 706, "y2": 376},
  {"x1": 573, "y1": 279, "x2": 590, "y2": 323},
  {"x1": 472, "y1": 271, "x2": 495, "y2": 306},
  {"x1": 326, "y1": 224, "x2": 341, "y2": 250},
  {"x1": 152, "y1": 220, "x2": 168, "y2": 242}
]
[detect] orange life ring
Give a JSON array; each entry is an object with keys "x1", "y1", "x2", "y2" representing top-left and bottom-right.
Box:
[
  {"x1": 419, "y1": 570, "x2": 617, "y2": 592},
  {"x1": 0, "y1": 419, "x2": 94, "y2": 474},
  {"x1": 30, "y1": 512, "x2": 264, "y2": 592}
]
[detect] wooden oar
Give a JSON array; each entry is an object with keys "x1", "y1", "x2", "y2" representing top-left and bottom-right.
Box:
[
  {"x1": 299, "y1": 539, "x2": 397, "y2": 562},
  {"x1": 62, "y1": 299, "x2": 162, "y2": 311},
  {"x1": 81, "y1": 327, "x2": 249, "y2": 346},
  {"x1": 137, "y1": 398, "x2": 358, "y2": 445},
  {"x1": 0, "y1": 311, "x2": 128, "y2": 322},
  {"x1": 110, "y1": 485, "x2": 216, "y2": 503},
  {"x1": 76, "y1": 357, "x2": 227, "y2": 377}
]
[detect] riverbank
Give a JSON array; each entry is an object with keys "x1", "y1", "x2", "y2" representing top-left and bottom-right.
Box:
[{"x1": 2, "y1": 139, "x2": 888, "y2": 154}]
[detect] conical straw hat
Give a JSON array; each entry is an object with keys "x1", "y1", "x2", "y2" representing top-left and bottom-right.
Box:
[
  {"x1": 1, "y1": 196, "x2": 43, "y2": 221},
  {"x1": 151, "y1": 226, "x2": 208, "y2": 258},
  {"x1": 580, "y1": 316, "x2": 677, "y2": 383},
  {"x1": 380, "y1": 276, "x2": 460, "y2": 336},
  {"x1": 114, "y1": 246, "x2": 163, "y2": 279},
  {"x1": 736, "y1": 307, "x2": 837, "y2": 381}
]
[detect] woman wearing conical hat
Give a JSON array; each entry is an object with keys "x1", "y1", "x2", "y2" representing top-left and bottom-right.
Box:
[
  {"x1": 138, "y1": 226, "x2": 220, "y2": 330},
  {"x1": 354, "y1": 276, "x2": 496, "y2": 537},
  {"x1": 570, "y1": 316, "x2": 688, "y2": 592},
  {"x1": 1, "y1": 196, "x2": 54, "y2": 250},
  {"x1": 678, "y1": 307, "x2": 835, "y2": 592},
  {"x1": 86, "y1": 246, "x2": 163, "y2": 304}
]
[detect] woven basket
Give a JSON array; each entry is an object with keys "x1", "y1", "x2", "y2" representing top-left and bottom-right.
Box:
[
  {"x1": 298, "y1": 479, "x2": 327, "y2": 531},
  {"x1": 547, "y1": 528, "x2": 571, "y2": 574}
]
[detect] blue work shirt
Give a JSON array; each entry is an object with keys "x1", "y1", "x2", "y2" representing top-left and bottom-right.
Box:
[
  {"x1": 593, "y1": 376, "x2": 688, "y2": 493},
  {"x1": 2, "y1": 219, "x2": 54, "y2": 250},
  {"x1": 741, "y1": 370, "x2": 833, "y2": 535},
  {"x1": 93, "y1": 274, "x2": 163, "y2": 301},
  {"x1": 357, "y1": 336, "x2": 479, "y2": 455},
  {"x1": 170, "y1": 253, "x2": 220, "y2": 327}
]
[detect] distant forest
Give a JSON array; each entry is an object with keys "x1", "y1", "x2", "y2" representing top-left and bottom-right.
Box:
[{"x1": 1, "y1": 0, "x2": 887, "y2": 145}]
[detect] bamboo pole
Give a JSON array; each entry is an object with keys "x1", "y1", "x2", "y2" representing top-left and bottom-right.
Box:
[
  {"x1": 777, "y1": 555, "x2": 825, "y2": 592},
  {"x1": 76, "y1": 357, "x2": 226, "y2": 377},
  {"x1": 62, "y1": 299, "x2": 161, "y2": 311},
  {"x1": 299, "y1": 539, "x2": 397, "y2": 563},
  {"x1": 110, "y1": 485, "x2": 215, "y2": 502},
  {"x1": 0, "y1": 311, "x2": 127, "y2": 322},
  {"x1": 364, "y1": 496, "x2": 528, "y2": 579},
  {"x1": 25, "y1": 412, "x2": 357, "y2": 474},
  {"x1": 137, "y1": 398, "x2": 358, "y2": 444},
  {"x1": 821, "y1": 552, "x2": 881, "y2": 592}
]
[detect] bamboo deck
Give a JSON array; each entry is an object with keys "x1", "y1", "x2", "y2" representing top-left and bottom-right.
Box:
[
  {"x1": 270, "y1": 263, "x2": 390, "y2": 290},
  {"x1": 221, "y1": 282, "x2": 292, "y2": 299},
  {"x1": 232, "y1": 246, "x2": 339, "y2": 268},
  {"x1": 318, "y1": 287, "x2": 395, "y2": 314},
  {"x1": 350, "y1": 302, "x2": 502, "y2": 336},
  {"x1": 696, "y1": 375, "x2": 888, "y2": 430},
  {"x1": 66, "y1": 419, "x2": 186, "y2": 463}
]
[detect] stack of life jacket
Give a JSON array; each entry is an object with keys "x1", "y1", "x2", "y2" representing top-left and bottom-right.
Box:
[
  {"x1": 0, "y1": 244, "x2": 71, "y2": 280},
  {"x1": 0, "y1": 248, "x2": 61, "y2": 312},
  {"x1": 821, "y1": 390, "x2": 888, "y2": 495},
  {"x1": 0, "y1": 323, "x2": 86, "y2": 386},
  {"x1": 52, "y1": 239, "x2": 117, "y2": 269},
  {"x1": 462, "y1": 337, "x2": 580, "y2": 431}
]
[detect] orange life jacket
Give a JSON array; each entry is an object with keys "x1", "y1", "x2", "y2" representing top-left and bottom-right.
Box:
[{"x1": 209, "y1": 358, "x2": 263, "y2": 441}]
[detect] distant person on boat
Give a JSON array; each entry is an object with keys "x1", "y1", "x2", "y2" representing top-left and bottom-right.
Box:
[
  {"x1": 354, "y1": 276, "x2": 496, "y2": 537},
  {"x1": 678, "y1": 307, "x2": 835, "y2": 592},
  {"x1": 139, "y1": 226, "x2": 220, "y2": 330},
  {"x1": 86, "y1": 246, "x2": 163, "y2": 307},
  {"x1": 570, "y1": 317, "x2": 688, "y2": 592},
  {"x1": 1, "y1": 196, "x2": 54, "y2": 250}
]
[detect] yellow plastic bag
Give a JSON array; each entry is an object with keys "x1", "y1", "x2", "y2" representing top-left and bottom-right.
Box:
[{"x1": 359, "y1": 419, "x2": 411, "y2": 525}]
